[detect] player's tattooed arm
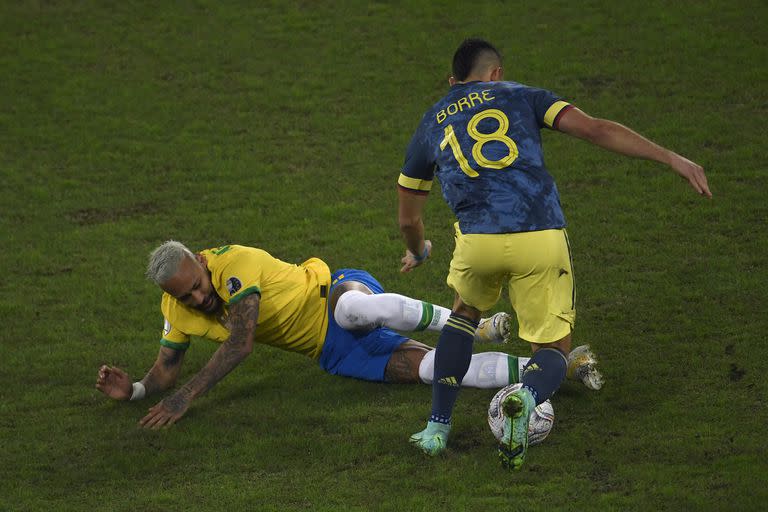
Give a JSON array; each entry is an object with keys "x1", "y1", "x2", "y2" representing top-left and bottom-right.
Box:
[
  {"x1": 140, "y1": 346, "x2": 187, "y2": 396},
  {"x1": 96, "y1": 346, "x2": 186, "y2": 401},
  {"x1": 139, "y1": 294, "x2": 260, "y2": 429},
  {"x1": 179, "y1": 293, "x2": 259, "y2": 397}
]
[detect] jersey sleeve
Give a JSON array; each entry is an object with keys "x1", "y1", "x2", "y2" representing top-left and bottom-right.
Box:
[
  {"x1": 159, "y1": 295, "x2": 191, "y2": 350},
  {"x1": 160, "y1": 317, "x2": 191, "y2": 350},
  {"x1": 208, "y1": 246, "x2": 265, "y2": 305},
  {"x1": 527, "y1": 87, "x2": 574, "y2": 130},
  {"x1": 398, "y1": 117, "x2": 436, "y2": 195}
]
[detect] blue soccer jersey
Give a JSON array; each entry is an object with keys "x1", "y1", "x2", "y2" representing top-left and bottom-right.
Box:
[{"x1": 398, "y1": 81, "x2": 573, "y2": 234}]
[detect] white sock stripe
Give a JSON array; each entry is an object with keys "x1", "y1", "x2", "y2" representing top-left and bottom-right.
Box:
[{"x1": 429, "y1": 307, "x2": 447, "y2": 330}]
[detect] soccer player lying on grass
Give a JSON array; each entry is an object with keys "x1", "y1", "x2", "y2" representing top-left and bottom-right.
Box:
[{"x1": 96, "y1": 241, "x2": 601, "y2": 429}]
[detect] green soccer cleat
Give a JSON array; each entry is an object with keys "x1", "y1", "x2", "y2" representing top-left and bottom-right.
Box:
[
  {"x1": 409, "y1": 421, "x2": 451, "y2": 456},
  {"x1": 475, "y1": 312, "x2": 511, "y2": 344},
  {"x1": 566, "y1": 344, "x2": 604, "y2": 391},
  {"x1": 498, "y1": 387, "x2": 535, "y2": 470}
]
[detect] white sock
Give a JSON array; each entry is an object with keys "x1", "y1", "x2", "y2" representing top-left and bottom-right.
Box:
[
  {"x1": 418, "y1": 350, "x2": 530, "y2": 389},
  {"x1": 334, "y1": 290, "x2": 450, "y2": 332}
]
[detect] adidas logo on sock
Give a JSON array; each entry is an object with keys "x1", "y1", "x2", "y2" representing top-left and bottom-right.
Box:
[
  {"x1": 522, "y1": 363, "x2": 542, "y2": 376},
  {"x1": 437, "y1": 376, "x2": 460, "y2": 387}
]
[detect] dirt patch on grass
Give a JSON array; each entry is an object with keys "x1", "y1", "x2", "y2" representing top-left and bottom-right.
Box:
[
  {"x1": 576, "y1": 75, "x2": 616, "y2": 95},
  {"x1": 728, "y1": 363, "x2": 746, "y2": 382}
]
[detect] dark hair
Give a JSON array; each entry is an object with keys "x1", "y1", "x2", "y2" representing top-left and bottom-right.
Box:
[{"x1": 452, "y1": 38, "x2": 502, "y2": 81}]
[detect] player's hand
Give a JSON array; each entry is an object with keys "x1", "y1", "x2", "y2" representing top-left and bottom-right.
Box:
[
  {"x1": 669, "y1": 155, "x2": 712, "y2": 198},
  {"x1": 139, "y1": 392, "x2": 190, "y2": 429},
  {"x1": 95, "y1": 365, "x2": 132, "y2": 401},
  {"x1": 400, "y1": 240, "x2": 432, "y2": 273}
]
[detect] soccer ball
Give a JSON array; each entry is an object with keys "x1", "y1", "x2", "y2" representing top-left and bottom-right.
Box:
[{"x1": 488, "y1": 384, "x2": 555, "y2": 446}]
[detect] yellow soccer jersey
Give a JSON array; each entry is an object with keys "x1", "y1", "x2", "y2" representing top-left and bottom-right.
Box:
[{"x1": 159, "y1": 245, "x2": 331, "y2": 359}]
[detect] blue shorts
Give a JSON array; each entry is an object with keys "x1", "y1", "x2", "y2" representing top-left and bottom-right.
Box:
[{"x1": 318, "y1": 269, "x2": 409, "y2": 382}]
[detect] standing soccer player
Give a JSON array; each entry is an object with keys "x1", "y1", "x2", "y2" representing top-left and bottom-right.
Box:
[{"x1": 397, "y1": 38, "x2": 711, "y2": 468}]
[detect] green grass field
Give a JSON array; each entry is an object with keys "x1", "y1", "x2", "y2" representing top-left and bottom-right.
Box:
[{"x1": 2, "y1": 1, "x2": 767, "y2": 510}]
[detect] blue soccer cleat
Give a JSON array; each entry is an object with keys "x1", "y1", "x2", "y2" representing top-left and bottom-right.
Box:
[
  {"x1": 409, "y1": 421, "x2": 451, "y2": 456},
  {"x1": 498, "y1": 387, "x2": 535, "y2": 470}
]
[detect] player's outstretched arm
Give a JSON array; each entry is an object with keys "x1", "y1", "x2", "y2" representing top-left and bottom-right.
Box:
[
  {"x1": 96, "y1": 346, "x2": 186, "y2": 401},
  {"x1": 557, "y1": 107, "x2": 712, "y2": 198},
  {"x1": 398, "y1": 187, "x2": 432, "y2": 273},
  {"x1": 139, "y1": 294, "x2": 260, "y2": 429},
  {"x1": 140, "y1": 346, "x2": 187, "y2": 396}
]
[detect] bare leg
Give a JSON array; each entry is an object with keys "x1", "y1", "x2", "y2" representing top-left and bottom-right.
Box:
[{"x1": 383, "y1": 341, "x2": 430, "y2": 383}]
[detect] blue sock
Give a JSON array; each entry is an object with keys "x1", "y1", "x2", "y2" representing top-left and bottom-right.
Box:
[
  {"x1": 521, "y1": 347, "x2": 567, "y2": 405},
  {"x1": 429, "y1": 313, "x2": 478, "y2": 424}
]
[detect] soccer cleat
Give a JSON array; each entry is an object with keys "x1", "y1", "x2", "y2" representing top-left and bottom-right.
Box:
[
  {"x1": 409, "y1": 421, "x2": 451, "y2": 456},
  {"x1": 498, "y1": 387, "x2": 535, "y2": 470},
  {"x1": 475, "y1": 312, "x2": 511, "y2": 344},
  {"x1": 566, "y1": 345, "x2": 604, "y2": 391}
]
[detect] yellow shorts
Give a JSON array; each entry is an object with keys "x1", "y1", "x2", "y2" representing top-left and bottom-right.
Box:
[{"x1": 446, "y1": 224, "x2": 575, "y2": 343}]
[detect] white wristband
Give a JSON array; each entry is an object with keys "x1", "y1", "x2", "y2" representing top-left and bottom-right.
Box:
[{"x1": 130, "y1": 381, "x2": 146, "y2": 401}]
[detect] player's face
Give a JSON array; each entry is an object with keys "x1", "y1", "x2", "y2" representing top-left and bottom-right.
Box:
[{"x1": 161, "y1": 255, "x2": 222, "y2": 314}]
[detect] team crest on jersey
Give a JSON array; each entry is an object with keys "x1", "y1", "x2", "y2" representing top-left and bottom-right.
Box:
[
  {"x1": 163, "y1": 319, "x2": 172, "y2": 336},
  {"x1": 226, "y1": 277, "x2": 242, "y2": 295}
]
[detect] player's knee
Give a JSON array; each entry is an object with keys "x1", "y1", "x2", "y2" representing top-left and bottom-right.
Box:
[{"x1": 334, "y1": 290, "x2": 371, "y2": 330}]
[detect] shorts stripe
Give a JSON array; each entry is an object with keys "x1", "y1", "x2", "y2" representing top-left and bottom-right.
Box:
[{"x1": 563, "y1": 229, "x2": 575, "y2": 309}]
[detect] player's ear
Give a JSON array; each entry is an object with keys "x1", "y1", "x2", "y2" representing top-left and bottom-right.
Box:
[
  {"x1": 195, "y1": 253, "x2": 207, "y2": 267},
  {"x1": 490, "y1": 66, "x2": 503, "y2": 81},
  {"x1": 448, "y1": 76, "x2": 457, "y2": 86}
]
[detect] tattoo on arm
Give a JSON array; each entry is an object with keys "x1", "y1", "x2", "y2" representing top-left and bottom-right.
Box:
[
  {"x1": 162, "y1": 388, "x2": 193, "y2": 414},
  {"x1": 141, "y1": 348, "x2": 186, "y2": 396},
  {"x1": 142, "y1": 371, "x2": 163, "y2": 396},
  {"x1": 161, "y1": 349, "x2": 184, "y2": 370},
  {"x1": 177, "y1": 294, "x2": 260, "y2": 400}
]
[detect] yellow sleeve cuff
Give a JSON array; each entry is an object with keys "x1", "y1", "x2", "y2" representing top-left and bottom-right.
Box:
[
  {"x1": 543, "y1": 101, "x2": 572, "y2": 128},
  {"x1": 398, "y1": 173, "x2": 433, "y2": 192}
]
